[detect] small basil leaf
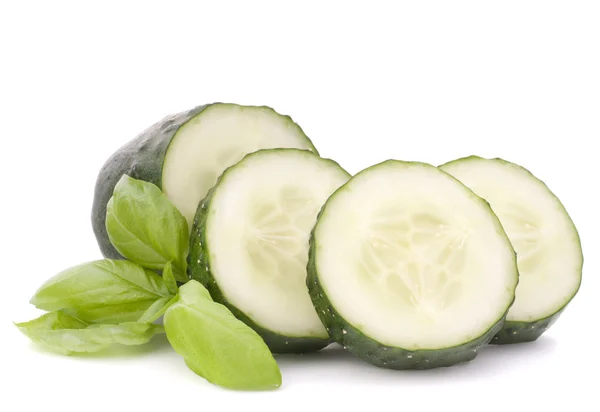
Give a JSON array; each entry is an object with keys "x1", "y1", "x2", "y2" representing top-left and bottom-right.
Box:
[
  {"x1": 30, "y1": 259, "x2": 171, "y2": 324},
  {"x1": 178, "y1": 277, "x2": 213, "y2": 304},
  {"x1": 163, "y1": 261, "x2": 178, "y2": 295},
  {"x1": 164, "y1": 281, "x2": 281, "y2": 391},
  {"x1": 15, "y1": 311, "x2": 163, "y2": 355},
  {"x1": 138, "y1": 295, "x2": 179, "y2": 324},
  {"x1": 106, "y1": 175, "x2": 189, "y2": 281}
]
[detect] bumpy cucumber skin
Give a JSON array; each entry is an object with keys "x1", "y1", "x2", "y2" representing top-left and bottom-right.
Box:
[
  {"x1": 188, "y1": 149, "x2": 336, "y2": 354},
  {"x1": 307, "y1": 160, "x2": 518, "y2": 369},
  {"x1": 491, "y1": 311, "x2": 564, "y2": 344},
  {"x1": 92, "y1": 104, "x2": 318, "y2": 260},
  {"x1": 91, "y1": 105, "x2": 208, "y2": 259},
  {"x1": 440, "y1": 156, "x2": 584, "y2": 344},
  {"x1": 307, "y1": 232, "x2": 506, "y2": 369}
]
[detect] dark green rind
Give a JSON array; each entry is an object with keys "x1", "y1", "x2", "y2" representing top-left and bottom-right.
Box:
[
  {"x1": 91, "y1": 104, "x2": 318, "y2": 260},
  {"x1": 91, "y1": 105, "x2": 208, "y2": 259},
  {"x1": 188, "y1": 149, "x2": 340, "y2": 354},
  {"x1": 439, "y1": 155, "x2": 584, "y2": 344},
  {"x1": 307, "y1": 256, "x2": 500, "y2": 369},
  {"x1": 491, "y1": 310, "x2": 564, "y2": 344},
  {"x1": 307, "y1": 159, "x2": 518, "y2": 369}
]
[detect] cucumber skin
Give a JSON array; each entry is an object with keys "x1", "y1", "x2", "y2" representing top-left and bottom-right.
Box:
[
  {"x1": 91, "y1": 104, "x2": 318, "y2": 260},
  {"x1": 187, "y1": 151, "x2": 331, "y2": 354},
  {"x1": 306, "y1": 159, "x2": 518, "y2": 369},
  {"x1": 91, "y1": 105, "x2": 208, "y2": 259},
  {"x1": 307, "y1": 234, "x2": 506, "y2": 369},
  {"x1": 440, "y1": 155, "x2": 584, "y2": 344},
  {"x1": 491, "y1": 311, "x2": 563, "y2": 344}
]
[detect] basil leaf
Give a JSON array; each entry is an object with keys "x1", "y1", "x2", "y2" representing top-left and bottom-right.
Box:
[
  {"x1": 138, "y1": 295, "x2": 178, "y2": 324},
  {"x1": 178, "y1": 277, "x2": 213, "y2": 303},
  {"x1": 15, "y1": 311, "x2": 163, "y2": 355},
  {"x1": 31, "y1": 259, "x2": 171, "y2": 324},
  {"x1": 164, "y1": 281, "x2": 281, "y2": 391},
  {"x1": 106, "y1": 175, "x2": 189, "y2": 281},
  {"x1": 163, "y1": 261, "x2": 179, "y2": 295}
]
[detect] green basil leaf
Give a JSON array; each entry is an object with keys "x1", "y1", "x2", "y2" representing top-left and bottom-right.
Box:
[
  {"x1": 106, "y1": 175, "x2": 189, "y2": 281},
  {"x1": 15, "y1": 311, "x2": 163, "y2": 355},
  {"x1": 163, "y1": 261, "x2": 179, "y2": 295},
  {"x1": 164, "y1": 281, "x2": 281, "y2": 391},
  {"x1": 30, "y1": 259, "x2": 171, "y2": 324},
  {"x1": 138, "y1": 295, "x2": 178, "y2": 324},
  {"x1": 177, "y1": 277, "x2": 213, "y2": 304}
]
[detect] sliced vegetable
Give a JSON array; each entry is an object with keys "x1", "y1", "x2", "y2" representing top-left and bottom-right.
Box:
[
  {"x1": 15, "y1": 311, "x2": 163, "y2": 355},
  {"x1": 30, "y1": 260, "x2": 171, "y2": 324},
  {"x1": 439, "y1": 156, "x2": 583, "y2": 343},
  {"x1": 188, "y1": 149, "x2": 350, "y2": 353},
  {"x1": 164, "y1": 281, "x2": 282, "y2": 391},
  {"x1": 106, "y1": 175, "x2": 189, "y2": 281},
  {"x1": 92, "y1": 103, "x2": 317, "y2": 259},
  {"x1": 307, "y1": 160, "x2": 518, "y2": 369}
]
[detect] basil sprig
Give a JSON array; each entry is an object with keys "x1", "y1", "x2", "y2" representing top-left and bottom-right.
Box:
[
  {"x1": 18, "y1": 176, "x2": 187, "y2": 353},
  {"x1": 17, "y1": 175, "x2": 283, "y2": 391}
]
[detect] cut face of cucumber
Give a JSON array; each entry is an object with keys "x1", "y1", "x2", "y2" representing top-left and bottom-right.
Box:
[
  {"x1": 92, "y1": 103, "x2": 316, "y2": 259},
  {"x1": 162, "y1": 104, "x2": 316, "y2": 227},
  {"x1": 308, "y1": 160, "x2": 518, "y2": 368},
  {"x1": 440, "y1": 156, "x2": 583, "y2": 343},
  {"x1": 188, "y1": 149, "x2": 350, "y2": 353}
]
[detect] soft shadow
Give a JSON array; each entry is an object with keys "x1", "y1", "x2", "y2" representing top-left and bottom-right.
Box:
[
  {"x1": 398, "y1": 336, "x2": 558, "y2": 381},
  {"x1": 276, "y1": 343, "x2": 365, "y2": 366},
  {"x1": 473, "y1": 336, "x2": 558, "y2": 368},
  {"x1": 275, "y1": 343, "x2": 385, "y2": 376},
  {"x1": 29, "y1": 333, "x2": 173, "y2": 360},
  {"x1": 276, "y1": 337, "x2": 558, "y2": 384}
]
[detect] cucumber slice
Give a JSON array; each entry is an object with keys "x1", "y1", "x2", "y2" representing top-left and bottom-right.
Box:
[
  {"x1": 92, "y1": 103, "x2": 317, "y2": 259},
  {"x1": 188, "y1": 149, "x2": 350, "y2": 353},
  {"x1": 439, "y1": 156, "x2": 583, "y2": 344},
  {"x1": 308, "y1": 160, "x2": 518, "y2": 369}
]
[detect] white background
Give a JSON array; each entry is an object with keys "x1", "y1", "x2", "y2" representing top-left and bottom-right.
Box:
[{"x1": 1, "y1": 1, "x2": 598, "y2": 411}]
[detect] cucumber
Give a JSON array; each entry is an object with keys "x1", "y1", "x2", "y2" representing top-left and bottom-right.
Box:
[
  {"x1": 439, "y1": 156, "x2": 583, "y2": 344},
  {"x1": 92, "y1": 103, "x2": 317, "y2": 259},
  {"x1": 307, "y1": 160, "x2": 518, "y2": 369},
  {"x1": 188, "y1": 149, "x2": 350, "y2": 353}
]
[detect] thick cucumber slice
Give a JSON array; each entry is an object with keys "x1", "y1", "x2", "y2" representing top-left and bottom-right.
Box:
[
  {"x1": 188, "y1": 149, "x2": 351, "y2": 353},
  {"x1": 308, "y1": 160, "x2": 518, "y2": 369},
  {"x1": 92, "y1": 103, "x2": 317, "y2": 259},
  {"x1": 440, "y1": 156, "x2": 583, "y2": 344}
]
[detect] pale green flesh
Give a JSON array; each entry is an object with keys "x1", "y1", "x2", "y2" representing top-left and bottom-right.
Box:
[
  {"x1": 358, "y1": 208, "x2": 470, "y2": 319},
  {"x1": 314, "y1": 161, "x2": 517, "y2": 350},
  {"x1": 162, "y1": 104, "x2": 316, "y2": 228},
  {"x1": 440, "y1": 157, "x2": 583, "y2": 323},
  {"x1": 206, "y1": 150, "x2": 350, "y2": 339},
  {"x1": 246, "y1": 186, "x2": 319, "y2": 289}
]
